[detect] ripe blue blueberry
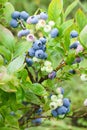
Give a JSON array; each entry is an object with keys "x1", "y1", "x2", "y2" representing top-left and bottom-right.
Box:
[
  {"x1": 75, "y1": 57, "x2": 82, "y2": 63},
  {"x1": 25, "y1": 58, "x2": 33, "y2": 66},
  {"x1": 57, "y1": 106, "x2": 67, "y2": 115},
  {"x1": 69, "y1": 42, "x2": 79, "y2": 49},
  {"x1": 63, "y1": 98, "x2": 70, "y2": 108},
  {"x1": 10, "y1": 19, "x2": 18, "y2": 28},
  {"x1": 70, "y1": 30, "x2": 78, "y2": 38},
  {"x1": 50, "y1": 28, "x2": 59, "y2": 38},
  {"x1": 69, "y1": 69, "x2": 76, "y2": 74},
  {"x1": 11, "y1": 11, "x2": 20, "y2": 19},
  {"x1": 43, "y1": 53, "x2": 48, "y2": 59},
  {"x1": 40, "y1": 12, "x2": 48, "y2": 20},
  {"x1": 36, "y1": 108, "x2": 42, "y2": 115},
  {"x1": 35, "y1": 50, "x2": 45, "y2": 59},
  {"x1": 51, "y1": 110, "x2": 58, "y2": 117},
  {"x1": 30, "y1": 16, "x2": 38, "y2": 24},
  {"x1": 20, "y1": 11, "x2": 29, "y2": 21},
  {"x1": 67, "y1": 107, "x2": 70, "y2": 113},
  {"x1": 17, "y1": 29, "x2": 30, "y2": 37},
  {"x1": 48, "y1": 71, "x2": 56, "y2": 79},
  {"x1": 32, "y1": 118, "x2": 42, "y2": 124},
  {"x1": 39, "y1": 37, "x2": 47, "y2": 45},
  {"x1": 33, "y1": 40, "x2": 43, "y2": 50},
  {"x1": 28, "y1": 48, "x2": 35, "y2": 57},
  {"x1": 42, "y1": 45, "x2": 46, "y2": 51}
]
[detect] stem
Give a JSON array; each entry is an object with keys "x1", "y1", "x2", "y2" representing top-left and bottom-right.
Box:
[
  {"x1": 25, "y1": 66, "x2": 36, "y2": 83},
  {"x1": 38, "y1": 60, "x2": 66, "y2": 83},
  {"x1": 18, "y1": 19, "x2": 26, "y2": 30}
]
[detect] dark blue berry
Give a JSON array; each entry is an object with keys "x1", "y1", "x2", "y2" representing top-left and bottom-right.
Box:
[
  {"x1": 32, "y1": 118, "x2": 42, "y2": 124},
  {"x1": 35, "y1": 50, "x2": 45, "y2": 59},
  {"x1": 42, "y1": 45, "x2": 46, "y2": 51},
  {"x1": 17, "y1": 29, "x2": 30, "y2": 37},
  {"x1": 10, "y1": 19, "x2": 18, "y2": 28},
  {"x1": 20, "y1": 11, "x2": 29, "y2": 21},
  {"x1": 28, "y1": 48, "x2": 35, "y2": 57},
  {"x1": 39, "y1": 37, "x2": 47, "y2": 45},
  {"x1": 57, "y1": 106, "x2": 67, "y2": 115},
  {"x1": 51, "y1": 110, "x2": 58, "y2": 117},
  {"x1": 69, "y1": 69, "x2": 76, "y2": 74},
  {"x1": 70, "y1": 30, "x2": 78, "y2": 38},
  {"x1": 63, "y1": 98, "x2": 70, "y2": 108},
  {"x1": 11, "y1": 11, "x2": 20, "y2": 19},
  {"x1": 59, "y1": 87, "x2": 64, "y2": 94},
  {"x1": 74, "y1": 57, "x2": 82, "y2": 63},
  {"x1": 36, "y1": 108, "x2": 42, "y2": 114},
  {"x1": 69, "y1": 42, "x2": 79, "y2": 49},
  {"x1": 50, "y1": 28, "x2": 59, "y2": 38},
  {"x1": 48, "y1": 71, "x2": 56, "y2": 79},
  {"x1": 25, "y1": 58, "x2": 33, "y2": 66},
  {"x1": 40, "y1": 12, "x2": 48, "y2": 20},
  {"x1": 33, "y1": 40, "x2": 43, "y2": 50},
  {"x1": 30, "y1": 16, "x2": 38, "y2": 24}
]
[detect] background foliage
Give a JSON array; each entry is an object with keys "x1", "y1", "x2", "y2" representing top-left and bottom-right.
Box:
[{"x1": 0, "y1": 0, "x2": 87, "y2": 130}]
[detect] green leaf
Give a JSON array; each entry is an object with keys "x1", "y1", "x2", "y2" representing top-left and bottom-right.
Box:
[
  {"x1": 79, "y1": 25, "x2": 87, "y2": 47},
  {"x1": 0, "y1": 84, "x2": 17, "y2": 93},
  {"x1": 0, "y1": 45, "x2": 11, "y2": 61},
  {"x1": 0, "y1": 24, "x2": 15, "y2": 52},
  {"x1": 7, "y1": 55, "x2": 25, "y2": 74},
  {"x1": 14, "y1": 41, "x2": 32, "y2": 58},
  {"x1": 75, "y1": 9, "x2": 87, "y2": 31},
  {"x1": 29, "y1": 83, "x2": 47, "y2": 96},
  {"x1": 59, "y1": 19, "x2": 74, "y2": 35},
  {"x1": 0, "y1": 0, "x2": 8, "y2": 4},
  {"x1": 64, "y1": 0, "x2": 79, "y2": 19},
  {"x1": 3, "y1": 2, "x2": 15, "y2": 24},
  {"x1": 25, "y1": 91, "x2": 42, "y2": 105},
  {"x1": 48, "y1": 0, "x2": 63, "y2": 22}
]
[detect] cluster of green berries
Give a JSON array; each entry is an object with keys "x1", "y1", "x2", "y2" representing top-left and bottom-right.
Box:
[{"x1": 49, "y1": 87, "x2": 71, "y2": 117}]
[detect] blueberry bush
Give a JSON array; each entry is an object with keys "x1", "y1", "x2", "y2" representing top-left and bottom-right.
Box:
[{"x1": 0, "y1": 0, "x2": 87, "y2": 129}]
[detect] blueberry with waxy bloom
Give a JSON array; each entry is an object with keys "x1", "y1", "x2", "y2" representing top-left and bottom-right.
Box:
[
  {"x1": 11, "y1": 11, "x2": 20, "y2": 19},
  {"x1": 40, "y1": 12, "x2": 48, "y2": 20},
  {"x1": 10, "y1": 19, "x2": 18, "y2": 28},
  {"x1": 70, "y1": 30, "x2": 78, "y2": 38},
  {"x1": 48, "y1": 71, "x2": 56, "y2": 79},
  {"x1": 20, "y1": 11, "x2": 29, "y2": 21},
  {"x1": 50, "y1": 28, "x2": 59, "y2": 38}
]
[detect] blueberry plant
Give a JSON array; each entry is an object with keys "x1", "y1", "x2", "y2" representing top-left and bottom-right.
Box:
[{"x1": 0, "y1": 0, "x2": 87, "y2": 129}]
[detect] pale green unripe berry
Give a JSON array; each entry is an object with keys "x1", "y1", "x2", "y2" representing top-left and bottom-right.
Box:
[
  {"x1": 58, "y1": 94, "x2": 63, "y2": 99},
  {"x1": 51, "y1": 95, "x2": 57, "y2": 102},
  {"x1": 56, "y1": 99, "x2": 63, "y2": 107},
  {"x1": 49, "y1": 102, "x2": 57, "y2": 110}
]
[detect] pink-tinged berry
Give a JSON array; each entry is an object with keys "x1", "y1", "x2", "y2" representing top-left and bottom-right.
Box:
[{"x1": 26, "y1": 34, "x2": 35, "y2": 42}]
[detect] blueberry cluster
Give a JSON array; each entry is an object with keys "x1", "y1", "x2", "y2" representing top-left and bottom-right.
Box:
[
  {"x1": 69, "y1": 30, "x2": 84, "y2": 74},
  {"x1": 70, "y1": 30, "x2": 84, "y2": 54},
  {"x1": 26, "y1": 37, "x2": 47, "y2": 67},
  {"x1": 10, "y1": 10, "x2": 60, "y2": 69},
  {"x1": 49, "y1": 87, "x2": 71, "y2": 117},
  {"x1": 32, "y1": 108, "x2": 42, "y2": 125},
  {"x1": 10, "y1": 11, "x2": 29, "y2": 28}
]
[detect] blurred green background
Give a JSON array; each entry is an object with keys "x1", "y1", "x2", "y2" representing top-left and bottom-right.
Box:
[
  {"x1": 8, "y1": 0, "x2": 87, "y2": 15},
  {"x1": 6, "y1": 0, "x2": 87, "y2": 129}
]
